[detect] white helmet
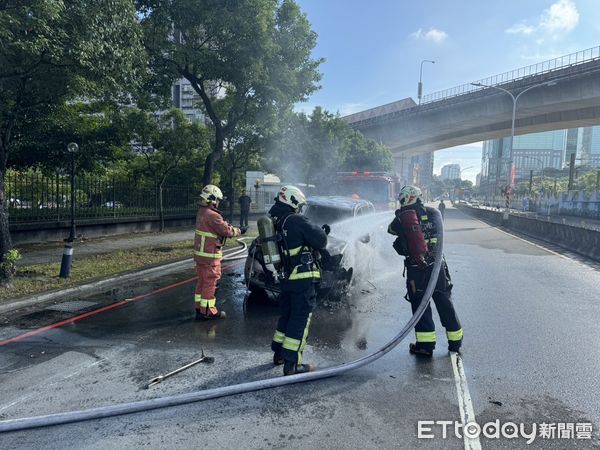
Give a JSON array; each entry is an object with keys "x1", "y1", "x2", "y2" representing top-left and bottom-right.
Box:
[
  {"x1": 200, "y1": 184, "x2": 223, "y2": 205},
  {"x1": 277, "y1": 185, "x2": 307, "y2": 210},
  {"x1": 398, "y1": 185, "x2": 422, "y2": 207}
]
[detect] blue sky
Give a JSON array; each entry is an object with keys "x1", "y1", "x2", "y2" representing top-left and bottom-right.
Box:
[{"x1": 294, "y1": 0, "x2": 600, "y2": 182}]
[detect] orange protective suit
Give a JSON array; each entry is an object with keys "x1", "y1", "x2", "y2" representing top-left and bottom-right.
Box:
[{"x1": 193, "y1": 205, "x2": 240, "y2": 318}]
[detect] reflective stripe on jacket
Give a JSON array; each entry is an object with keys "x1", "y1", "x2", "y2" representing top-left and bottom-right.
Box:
[
  {"x1": 194, "y1": 205, "x2": 239, "y2": 265},
  {"x1": 268, "y1": 201, "x2": 327, "y2": 283}
]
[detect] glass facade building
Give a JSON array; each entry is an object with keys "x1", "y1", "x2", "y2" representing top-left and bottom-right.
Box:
[{"x1": 480, "y1": 126, "x2": 600, "y2": 197}]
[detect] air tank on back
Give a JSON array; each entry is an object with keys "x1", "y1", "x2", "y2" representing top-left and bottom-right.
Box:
[{"x1": 257, "y1": 216, "x2": 281, "y2": 269}]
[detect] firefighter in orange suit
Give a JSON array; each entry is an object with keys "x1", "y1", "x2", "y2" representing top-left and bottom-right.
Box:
[{"x1": 194, "y1": 185, "x2": 244, "y2": 320}]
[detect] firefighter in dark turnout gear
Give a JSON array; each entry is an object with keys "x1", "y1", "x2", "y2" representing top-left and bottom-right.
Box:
[
  {"x1": 270, "y1": 185, "x2": 328, "y2": 375},
  {"x1": 388, "y1": 185, "x2": 462, "y2": 356}
]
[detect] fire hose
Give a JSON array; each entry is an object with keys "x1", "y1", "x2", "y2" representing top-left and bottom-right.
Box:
[{"x1": 0, "y1": 209, "x2": 445, "y2": 433}]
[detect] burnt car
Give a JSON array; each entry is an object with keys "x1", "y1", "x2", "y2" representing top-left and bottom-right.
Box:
[{"x1": 244, "y1": 196, "x2": 375, "y2": 300}]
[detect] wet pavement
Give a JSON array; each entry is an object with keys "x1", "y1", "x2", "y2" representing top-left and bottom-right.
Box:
[{"x1": 1, "y1": 208, "x2": 599, "y2": 449}]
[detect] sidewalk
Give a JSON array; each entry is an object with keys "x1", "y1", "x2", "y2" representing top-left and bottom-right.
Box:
[{"x1": 17, "y1": 221, "x2": 256, "y2": 266}]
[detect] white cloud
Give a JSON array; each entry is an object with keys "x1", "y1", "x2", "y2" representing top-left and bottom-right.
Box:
[
  {"x1": 411, "y1": 27, "x2": 448, "y2": 44},
  {"x1": 506, "y1": 23, "x2": 535, "y2": 35},
  {"x1": 505, "y1": 0, "x2": 579, "y2": 37},
  {"x1": 540, "y1": 0, "x2": 579, "y2": 33}
]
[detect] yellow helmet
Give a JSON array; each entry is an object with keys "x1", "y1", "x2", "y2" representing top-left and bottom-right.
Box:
[
  {"x1": 277, "y1": 185, "x2": 307, "y2": 210},
  {"x1": 200, "y1": 184, "x2": 223, "y2": 205},
  {"x1": 398, "y1": 185, "x2": 422, "y2": 206}
]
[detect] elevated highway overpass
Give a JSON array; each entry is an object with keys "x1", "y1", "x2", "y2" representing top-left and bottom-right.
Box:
[{"x1": 344, "y1": 46, "x2": 600, "y2": 184}]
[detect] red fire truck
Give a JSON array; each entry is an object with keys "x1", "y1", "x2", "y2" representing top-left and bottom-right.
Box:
[{"x1": 334, "y1": 172, "x2": 402, "y2": 210}]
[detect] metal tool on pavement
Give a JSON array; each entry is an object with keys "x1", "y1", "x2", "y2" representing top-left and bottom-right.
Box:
[{"x1": 143, "y1": 349, "x2": 215, "y2": 389}]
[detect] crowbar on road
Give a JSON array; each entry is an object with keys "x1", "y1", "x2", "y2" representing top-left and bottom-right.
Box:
[{"x1": 143, "y1": 349, "x2": 215, "y2": 389}]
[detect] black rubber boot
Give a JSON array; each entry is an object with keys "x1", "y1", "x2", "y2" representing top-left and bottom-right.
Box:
[
  {"x1": 448, "y1": 343, "x2": 462, "y2": 353},
  {"x1": 273, "y1": 353, "x2": 284, "y2": 366},
  {"x1": 283, "y1": 360, "x2": 314, "y2": 376},
  {"x1": 409, "y1": 343, "x2": 433, "y2": 357},
  {"x1": 196, "y1": 310, "x2": 226, "y2": 321}
]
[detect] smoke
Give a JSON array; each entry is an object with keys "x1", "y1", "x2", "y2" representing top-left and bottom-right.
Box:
[
  {"x1": 329, "y1": 211, "x2": 398, "y2": 285},
  {"x1": 325, "y1": 210, "x2": 402, "y2": 352}
]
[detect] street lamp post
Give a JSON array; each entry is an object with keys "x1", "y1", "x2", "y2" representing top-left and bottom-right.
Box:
[
  {"x1": 418, "y1": 60, "x2": 435, "y2": 105},
  {"x1": 471, "y1": 80, "x2": 557, "y2": 215},
  {"x1": 59, "y1": 142, "x2": 78, "y2": 278}
]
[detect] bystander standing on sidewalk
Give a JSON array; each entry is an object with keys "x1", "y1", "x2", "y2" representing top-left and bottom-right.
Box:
[{"x1": 239, "y1": 192, "x2": 252, "y2": 228}]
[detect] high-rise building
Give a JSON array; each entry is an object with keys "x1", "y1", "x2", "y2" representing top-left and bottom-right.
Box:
[
  {"x1": 172, "y1": 78, "x2": 206, "y2": 124},
  {"x1": 480, "y1": 126, "x2": 600, "y2": 198},
  {"x1": 440, "y1": 164, "x2": 461, "y2": 180}
]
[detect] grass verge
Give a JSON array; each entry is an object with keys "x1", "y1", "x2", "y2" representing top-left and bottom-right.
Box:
[{"x1": 1, "y1": 235, "x2": 255, "y2": 301}]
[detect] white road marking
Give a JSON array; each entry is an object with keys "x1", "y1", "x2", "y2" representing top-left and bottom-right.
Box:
[{"x1": 450, "y1": 352, "x2": 482, "y2": 450}]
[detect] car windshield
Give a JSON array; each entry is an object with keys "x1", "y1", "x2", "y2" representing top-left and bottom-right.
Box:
[{"x1": 303, "y1": 204, "x2": 352, "y2": 224}]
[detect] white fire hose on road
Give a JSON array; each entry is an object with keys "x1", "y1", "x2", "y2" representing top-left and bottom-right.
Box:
[{"x1": 0, "y1": 210, "x2": 445, "y2": 433}]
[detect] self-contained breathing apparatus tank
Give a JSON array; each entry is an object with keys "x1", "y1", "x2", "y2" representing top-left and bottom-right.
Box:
[{"x1": 257, "y1": 216, "x2": 282, "y2": 270}]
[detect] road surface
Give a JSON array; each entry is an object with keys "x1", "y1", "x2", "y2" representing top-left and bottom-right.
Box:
[{"x1": 1, "y1": 207, "x2": 599, "y2": 449}]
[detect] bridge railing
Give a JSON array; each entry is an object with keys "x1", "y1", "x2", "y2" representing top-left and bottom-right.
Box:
[{"x1": 422, "y1": 45, "x2": 600, "y2": 104}]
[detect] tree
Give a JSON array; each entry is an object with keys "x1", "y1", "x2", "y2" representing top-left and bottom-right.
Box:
[
  {"x1": 0, "y1": 0, "x2": 144, "y2": 283},
  {"x1": 10, "y1": 101, "x2": 130, "y2": 173},
  {"x1": 217, "y1": 123, "x2": 264, "y2": 221},
  {"x1": 266, "y1": 107, "x2": 392, "y2": 190},
  {"x1": 138, "y1": 0, "x2": 322, "y2": 186},
  {"x1": 127, "y1": 108, "x2": 210, "y2": 231}
]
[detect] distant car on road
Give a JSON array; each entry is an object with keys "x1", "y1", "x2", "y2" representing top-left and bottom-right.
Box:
[
  {"x1": 103, "y1": 201, "x2": 123, "y2": 208},
  {"x1": 244, "y1": 196, "x2": 375, "y2": 300}
]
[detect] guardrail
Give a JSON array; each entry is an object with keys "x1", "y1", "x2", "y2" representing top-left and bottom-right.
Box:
[{"x1": 421, "y1": 45, "x2": 600, "y2": 104}]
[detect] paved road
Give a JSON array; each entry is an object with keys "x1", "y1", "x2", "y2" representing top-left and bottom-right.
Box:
[{"x1": 0, "y1": 207, "x2": 599, "y2": 449}]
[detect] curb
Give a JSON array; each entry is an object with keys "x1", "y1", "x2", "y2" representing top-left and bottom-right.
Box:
[{"x1": 0, "y1": 258, "x2": 195, "y2": 315}]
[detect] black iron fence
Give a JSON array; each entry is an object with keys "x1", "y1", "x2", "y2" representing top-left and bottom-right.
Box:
[{"x1": 5, "y1": 172, "x2": 198, "y2": 224}]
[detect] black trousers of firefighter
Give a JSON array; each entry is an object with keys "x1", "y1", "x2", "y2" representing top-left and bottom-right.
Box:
[
  {"x1": 406, "y1": 259, "x2": 463, "y2": 352},
  {"x1": 271, "y1": 280, "x2": 316, "y2": 364}
]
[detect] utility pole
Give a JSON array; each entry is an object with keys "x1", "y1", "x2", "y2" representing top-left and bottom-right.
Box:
[
  {"x1": 529, "y1": 170, "x2": 533, "y2": 194},
  {"x1": 567, "y1": 152, "x2": 576, "y2": 191},
  {"x1": 418, "y1": 60, "x2": 435, "y2": 105}
]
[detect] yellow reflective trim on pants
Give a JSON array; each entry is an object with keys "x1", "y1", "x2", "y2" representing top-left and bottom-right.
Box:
[
  {"x1": 416, "y1": 331, "x2": 437, "y2": 343},
  {"x1": 273, "y1": 330, "x2": 285, "y2": 344},
  {"x1": 282, "y1": 337, "x2": 301, "y2": 352},
  {"x1": 298, "y1": 313, "x2": 313, "y2": 364},
  {"x1": 195, "y1": 229, "x2": 218, "y2": 239},
  {"x1": 194, "y1": 294, "x2": 202, "y2": 304},
  {"x1": 206, "y1": 298, "x2": 216, "y2": 308},
  {"x1": 447, "y1": 329, "x2": 463, "y2": 341}
]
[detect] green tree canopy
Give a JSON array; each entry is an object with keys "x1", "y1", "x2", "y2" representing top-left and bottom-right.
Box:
[
  {"x1": 138, "y1": 0, "x2": 322, "y2": 185},
  {"x1": 0, "y1": 0, "x2": 145, "y2": 282}
]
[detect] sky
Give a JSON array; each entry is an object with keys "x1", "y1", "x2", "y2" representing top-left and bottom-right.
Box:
[{"x1": 294, "y1": 0, "x2": 600, "y2": 182}]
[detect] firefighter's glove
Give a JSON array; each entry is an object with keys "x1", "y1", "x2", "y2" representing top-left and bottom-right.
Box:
[
  {"x1": 239, "y1": 226, "x2": 248, "y2": 235},
  {"x1": 321, "y1": 224, "x2": 331, "y2": 235},
  {"x1": 392, "y1": 237, "x2": 406, "y2": 256}
]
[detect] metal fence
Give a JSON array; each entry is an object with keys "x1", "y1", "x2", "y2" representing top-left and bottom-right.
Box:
[
  {"x1": 421, "y1": 45, "x2": 600, "y2": 104},
  {"x1": 5, "y1": 172, "x2": 198, "y2": 224}
]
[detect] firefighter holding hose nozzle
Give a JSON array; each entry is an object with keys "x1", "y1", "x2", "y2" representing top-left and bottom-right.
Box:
[
  {"x1": 193, "y1": 184, "x2": 246, "y2": 321},
  {"x1": 387, "y1": 185, "x2": 462, "y2": 356},
  {"x1": 259, "y1": 185, "x2": 328, "y2": 375}
]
